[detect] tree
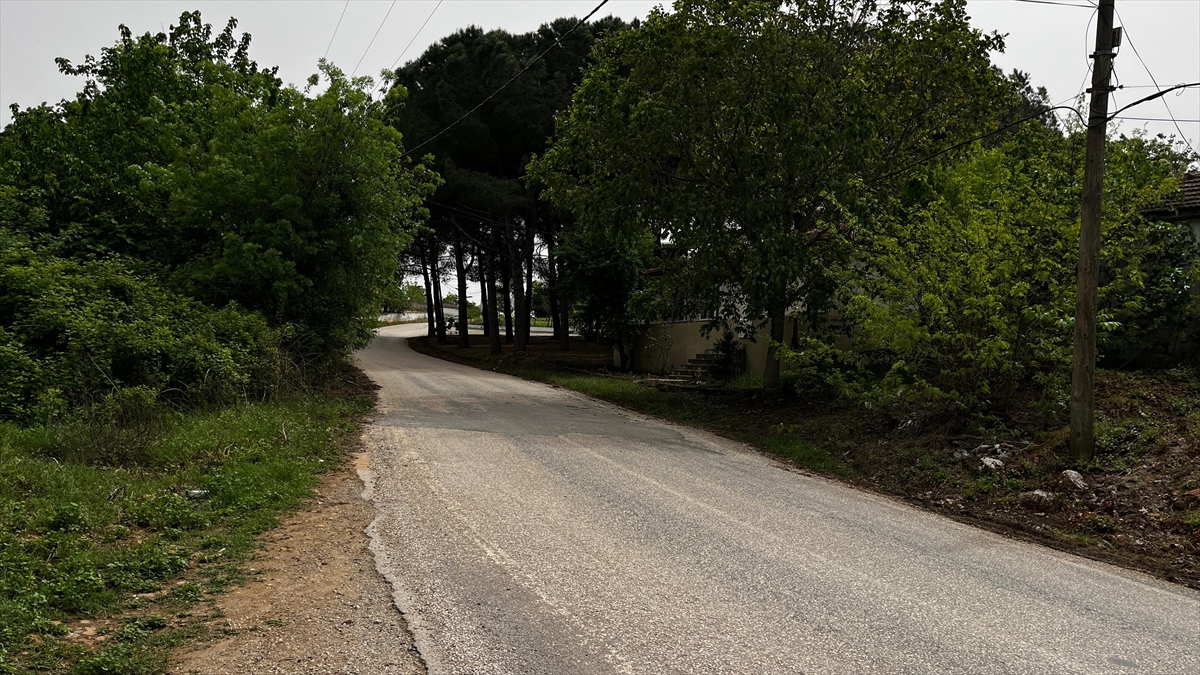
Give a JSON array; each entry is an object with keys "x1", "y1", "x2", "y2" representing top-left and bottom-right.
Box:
[
  {"x1": 532, "y1": 0, "x2": 1012, "y2": 387},
  {"x1": 785, "y1": 123, "x2": 1196, "y2": 414},
  {"x1": 556, "y1": 229, "x2": 647, "y2": 369},
  {"x1": 385, "y1": 16, "x2": 631, "y2": 352},
  {"x1": 1, "y1": 13, "x2": 438, "y2": 361}
]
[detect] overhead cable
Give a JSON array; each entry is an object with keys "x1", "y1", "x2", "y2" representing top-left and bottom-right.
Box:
[
  {"x1": 323, "y1": 0, "x2": 351, "y2": 61},
  {"x1": 389, "y1": 0, "x2": 445, "y2": 71},
  {"x1": 850, "y1": 82, "x2": 1200, "y2": 195},
  {"x1": 1110, "y1": 12, "x2": 1195, "y2": 152},
  {"x1": 352, "y1": 0, "x2": 400, "y2": 78},
  {"x1": 403, "y1": 0, "x2": 613, "y2": 157},
  {"x1": 842, "y1": 105, "x2": 1087, "y2": 195},
  {"x1": 1108, "y1": 82, "x2": 1200, "y2": 119}
]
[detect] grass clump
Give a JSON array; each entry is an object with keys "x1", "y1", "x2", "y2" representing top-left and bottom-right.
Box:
[{"x1": 0, "y1": 392, "x2": 369, "y2": 673}]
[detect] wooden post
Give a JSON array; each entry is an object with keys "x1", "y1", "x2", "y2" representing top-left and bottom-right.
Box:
[{"x1": 1070, "y1": 0, "x2": 1118, "y2": 462}]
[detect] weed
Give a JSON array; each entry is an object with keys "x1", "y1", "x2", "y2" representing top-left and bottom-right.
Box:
[
  {"x1": 0, "y1": 392, "x2": 369, "y2": 672},
  {"x1": 1183, "y1": 511, "x2": 1200, "y2": 529},
  {"x1": 726, "y1": 373, "x2": 764, "y2": 390},
  {"x1": 1084, "y1": 513, "x2": 1119, "y2": 534}
]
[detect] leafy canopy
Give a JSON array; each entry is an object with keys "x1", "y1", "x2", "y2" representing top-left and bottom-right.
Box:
[
  {"x1": 533, "y1": 0, "x2": 1013, "y2": 343},
  {"x1": 1, "y1": 12, "x2": 438, "y2": 360}
]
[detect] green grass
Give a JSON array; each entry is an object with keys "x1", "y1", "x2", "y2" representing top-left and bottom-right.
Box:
[
  {"x1": 749, "y1": 432, "x2": 845, "y2": 474},
  {"x1": 0, "y1": 393, "x2": 369, "y2": 674},
  {"x1": 528, "y1": 371, "x2": 850, "y2": 475}
]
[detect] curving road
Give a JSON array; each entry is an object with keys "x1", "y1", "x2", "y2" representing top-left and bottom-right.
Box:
[{"x1": 356, "y1": 324, "x2": 1200, "y2": 675}]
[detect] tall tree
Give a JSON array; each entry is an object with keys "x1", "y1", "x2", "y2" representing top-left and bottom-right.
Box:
[
  {"x1": 533, "y1": 0, "x2": 1012, "y2": 386},
  {"x1": 385, "y1": 16, "x2": 631, "y2": 352}
]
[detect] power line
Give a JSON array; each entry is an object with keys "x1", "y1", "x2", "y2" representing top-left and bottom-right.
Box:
[
  {"x1": 1111, "y1": 11, "x2": 1195, "y2": 152},
  {"x1": 1109, "y1": 82, "x2": 1200, "y2": 118},
  {"x1": 352, "y1": 0, "x2": 400, "y2": 78},
  {"x1": 1073, "y1": 5, "x2": 1099, "y2": 101},
  {"x1": 1115, "y1": 116, "x2": 1200, "y2": 123},
  {"x1": 1004, "y1": 0, "x2": 1095, "y2": 8},
  {"x1": 389, "y1": 0, "x2": 445, "y2": 71},
  {"x1": 403, "y1": 0, "x2": 613, "y2": 157},
  {"x1": 323, "y1": 0, "x2": 351, "y2": 61}
]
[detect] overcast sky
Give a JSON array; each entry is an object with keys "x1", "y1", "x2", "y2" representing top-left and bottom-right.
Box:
[{"x1": 1, "y1": 0, "x2": 1198, "y2": 150}]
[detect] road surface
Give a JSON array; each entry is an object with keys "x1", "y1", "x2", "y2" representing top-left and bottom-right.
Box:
[{"x1": 356, "y1": 324, "x2": 1200, "y2": 675}]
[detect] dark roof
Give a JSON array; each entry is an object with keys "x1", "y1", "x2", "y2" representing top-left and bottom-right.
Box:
[{"x1": 1144, "y1": 172, "x2": 1200, "y2": 221}]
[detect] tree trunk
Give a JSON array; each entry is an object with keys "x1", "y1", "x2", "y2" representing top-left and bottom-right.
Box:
[
  {"x1": 500, "y1": 232, "x2": 514, "y2": 343},
  {"x1": 764, "y1": 300, "x2": 786, "y2": 389},
  {"x1": 478, "y1": 244, "x2": 490, "y2": 338},
  {"x1": 545, "y1": 232, "x2": 561, "y2": 340},
  {"x1": 430, "y1": 243, "x2": 447, "y2": 343},
  {"x1": 454, "y1": 232, "x2": 470, "y2": 348},
  {"x1": 488, "y1": 227, "x2": 503, "y2": 355},
  {"x1": 523, "y1": 227, "x2": 534, "y2": 347},
  {"x1": 420, "y1": 244, "x2": 435, "y2": 338},
  {"x1": 559, "y1": 298, "x2": 570, "y2": 351},
  {"x1": 510, "y1": 224, "x2": 529, "y2": 353}
]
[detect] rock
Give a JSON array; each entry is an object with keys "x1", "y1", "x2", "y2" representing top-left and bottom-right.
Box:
[
  {"x1": 1060, "y1": 469, "x2": 1088, "y2": 491},
  {"x1": 980, "y1": 457, "x2": 1005, "y2": 472},
  {"x1": 1018, "y1": 490, "x2": 1057, "y2": 509},
  {"x1": 187, "y1": 489, "x2": 209, "y2": 499}
]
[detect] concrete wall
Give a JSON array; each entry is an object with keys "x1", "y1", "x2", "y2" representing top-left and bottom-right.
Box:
[
  {"x1": 620, "y1": 315, "x2": 854, "y2": 376},
  {"x1": 619, "y1": 319, "x2": 805, "y2": 375}
]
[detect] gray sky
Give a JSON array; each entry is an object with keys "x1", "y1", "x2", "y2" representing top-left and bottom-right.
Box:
[{"x1": 1, "y1": 0, "x2": 1198, "y2": 150}]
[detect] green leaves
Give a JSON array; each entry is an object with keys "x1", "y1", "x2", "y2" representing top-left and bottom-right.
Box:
[
  {"x1": 0, "y1": 12, "x2": 439, "y2": 421},
  {"x1": 842, "y1": 126, "x2": 1196, "y2": 414},
  {"x1": 534, "y1": 0, "x2": 1009, "y2": 334}
]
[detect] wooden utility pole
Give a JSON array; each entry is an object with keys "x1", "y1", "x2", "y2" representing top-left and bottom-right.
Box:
[{"x1": 1070, "y1": 0, "x2": 1119, "y2": 462}]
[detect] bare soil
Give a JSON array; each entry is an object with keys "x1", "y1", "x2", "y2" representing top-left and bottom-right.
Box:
[
  {"x1": 413, "y1": 334, "x2": 1200, "y2": 591},
  {"x1": 168, "y1": 456, "x2": 425, "y2": 675}
]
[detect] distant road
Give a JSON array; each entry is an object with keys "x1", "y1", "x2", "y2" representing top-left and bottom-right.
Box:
[{"x1": 357, "y1": 324, "x2": 1200, "y2": 675}]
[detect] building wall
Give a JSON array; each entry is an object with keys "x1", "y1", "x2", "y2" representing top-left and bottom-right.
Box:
[{"x1": 618, "y1": 318, "x2": 807, "y2": 375}]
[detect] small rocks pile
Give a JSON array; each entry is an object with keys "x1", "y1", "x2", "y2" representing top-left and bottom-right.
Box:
[
  {"x1": 952, "y1": 442, "x2": 1027, "y2": 474},
  {"x1": 1010, "y1": 471, "x2": 1095, "y2": 512},
  {"x1": 952, "y1": 442, "x2": 1096, "y2": 512}
]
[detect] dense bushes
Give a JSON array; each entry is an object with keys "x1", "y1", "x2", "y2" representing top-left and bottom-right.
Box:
[
  {"x1": 0, "y1": 13, "x2": 436, "y2": 425},
  {"x1": 0, "y1": 232, "x2": 280, "y2": 426},
  {"x1": 788, "y1": 126, "x2": 1197, "y2": 416}
]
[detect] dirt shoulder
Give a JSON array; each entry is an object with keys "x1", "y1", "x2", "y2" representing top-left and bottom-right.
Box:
[
  {"x1": 168, "y1": 454, "x2": 424, "y2": 675},
  {"x1": 411, "y1": 334, "x2": 1200, "y2": 591}
]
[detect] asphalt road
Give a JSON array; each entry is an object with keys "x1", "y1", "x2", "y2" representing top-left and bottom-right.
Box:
[{"x1": 356, "y1": 324, "x2": 1200, "y2": 675}]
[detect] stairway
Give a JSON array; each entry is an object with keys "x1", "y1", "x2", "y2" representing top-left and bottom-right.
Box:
[{"x1": 658, "y1": 349, "x2": 719, "y2": 383}]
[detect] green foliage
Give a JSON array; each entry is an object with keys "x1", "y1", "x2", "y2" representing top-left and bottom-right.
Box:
[
  {"x1": 534, "y1": 0, "x2": 1012, "y2": 385},
  {"x1": 383, "y1": 283, "x2": 426, "y2": 313},
  {"x1": 556, "y1": 228, "x2": 648, "y2": 368},
  {"x1": 0, "y1": 393, "x2": 368, "y2": 670},
  {"x1": 830, "y1": 126, "x2": 1195, "y2": 415},
  {"x1": 0, "y1": 14, "x2": 435, "y2": 355},
  {"x1": 0, "y1": 232, "x2": 280, "y2": 426}
]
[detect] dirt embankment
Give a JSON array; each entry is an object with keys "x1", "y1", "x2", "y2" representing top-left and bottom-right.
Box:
[{"x1": 170, "y1": 455, "x2": 425, "y2": 675}]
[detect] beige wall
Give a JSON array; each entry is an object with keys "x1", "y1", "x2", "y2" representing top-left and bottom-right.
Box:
[
  {"x1": 618, "y1": 319, "x2": 803, "y2": 375},
  {"x1": 619, "y1": 315, "x2": 854, "y2": 376}
]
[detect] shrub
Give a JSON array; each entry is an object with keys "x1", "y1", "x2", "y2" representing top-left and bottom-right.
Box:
[
  {"x1": 0, "y1": 232, "x2": 282, "y2": 425},
  {"x1": 829, "y1": 127, "x2": 1195, "y2": 416}
]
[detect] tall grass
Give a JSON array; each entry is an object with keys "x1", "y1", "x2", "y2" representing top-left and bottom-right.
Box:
[{"x1": 0, "y1": 394, "x2": 369, "y2": 674}]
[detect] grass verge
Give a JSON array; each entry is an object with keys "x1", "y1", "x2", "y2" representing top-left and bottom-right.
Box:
[{"x1": 0, "y1": 375, "x2": 372, "y2": 674}]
